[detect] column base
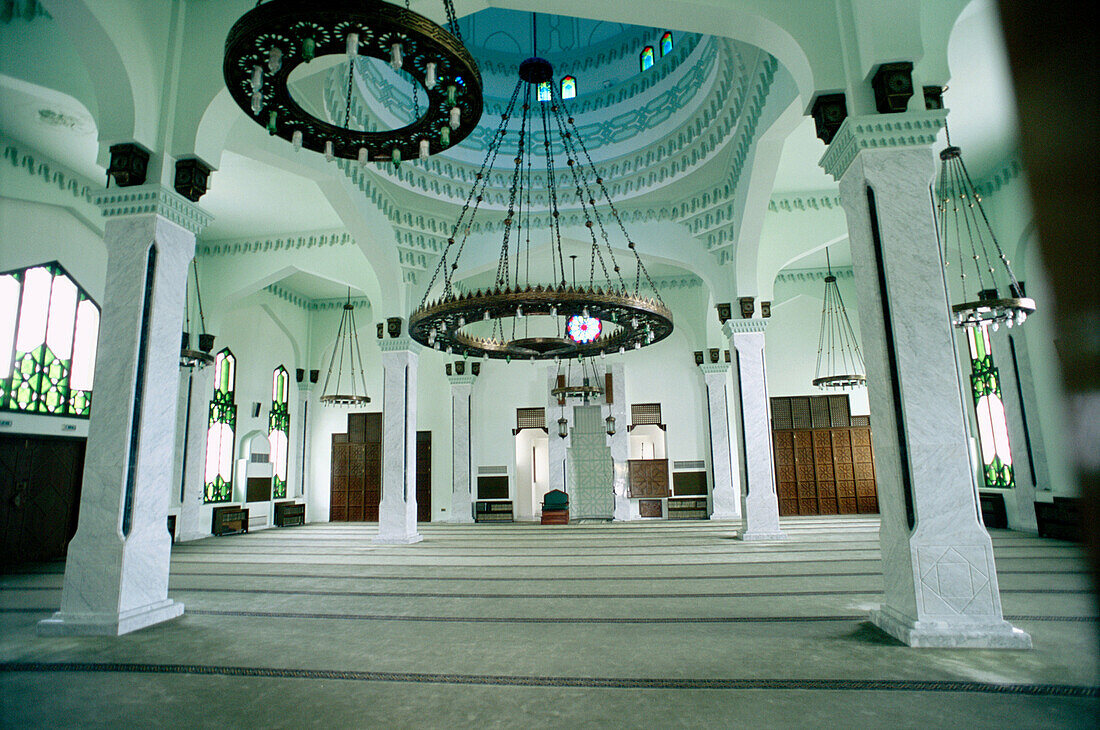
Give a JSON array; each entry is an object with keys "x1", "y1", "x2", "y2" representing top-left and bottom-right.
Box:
[
  {"x1": 37, "y1": 599, "x2": 184, "y2": 637},
  {"x1": 738, "y1": 529, "x2": 788, "y2": 541},
  {"x1": 373, "y1": 534, "x2": 424, "y2": 545},
  {"x1": 870, "y1": 605, "x2": 1032, "y2": 649}
]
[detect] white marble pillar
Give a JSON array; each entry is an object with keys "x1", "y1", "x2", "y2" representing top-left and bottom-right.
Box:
[
  {"x1": 39, "y1": 185, "x2": 210, "y2": 636},
  {"x1": 700, "y1": 362, "x2": 740, "y2": 520},
  {"x1": 177, "y1": 365, "x2": 214, "y2": 542},
  {"x1": 823, "y1": 112, "x2": 1029, "y2": 648},
  {"x1": 448, "y1": 373, "x2": 476, "y2": 523},
  {"x1": 294, "y1": 382, "x2": 313, "y2": 505},
  {"x1": 605, "y1": 363, "x2": 630, "y2": 521},
  {"x1": 375, "y1": 336, "x2": 422, "y2": 544},
  {"x1": 724, "y1": 319, "x2": 786, "y2": 540},
  {"x1": 547, "y1": 367, "x2": 570, "y2": 494}
]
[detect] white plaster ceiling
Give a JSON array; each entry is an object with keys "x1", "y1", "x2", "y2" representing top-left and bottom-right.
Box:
[
  {"x1": 274, "y1": 271, "x2": 366, "y2": 302},
  {"x1": 200, "y1": 150, "x2": 343, "y2": 240}
]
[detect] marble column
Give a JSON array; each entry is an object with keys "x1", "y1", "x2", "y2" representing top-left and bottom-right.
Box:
[
  {"x1": 823, "y1": 112, "x2": 1030, "y2": 647},
  {"x1": 375, "y1": 336, "x2": 421, "y2": 544},
  {"x1": 547, "y1": 367, "x2": 569, "y2": 494},
  {"x1": 448, "y1": 373, "x2": 476, "y2": 523},
  {"x1": 294, "y1": 378, "x2": 313, "y2": 504},
  {"x1": 700, "y1": 362, "x2": 740, "y2": 520},
  {"x1": 39, "y1": 185, "x2": 210, "y2": 636},
  {"x1": 605, "y1": 363, "x2": 630, "y2": 521},
  {"x1": 724, "y1": 319, "x2": 786, "y2": 540},
  {"x1": 177, "y1": 364, "x2": 214, "y2": 542}
]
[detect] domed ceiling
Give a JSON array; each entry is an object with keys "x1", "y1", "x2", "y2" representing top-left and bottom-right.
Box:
[{"x1": 321, "y1": 7, "x2": 781, "y2": 216}]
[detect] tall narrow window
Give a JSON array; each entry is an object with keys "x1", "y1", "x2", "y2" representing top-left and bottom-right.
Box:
[
  {"x1": 268, "y1": 365, "x2": 290, "y2": 499},
  {"x1": 660, "y1": 32, "x2": 673, "y2": 56},
  {"x1": 204, "y1": 348, "x2": 237, "y2": 503},
  {"x1": 560, "y1": 76, "x2": 576, "y2": 100},
  {"x1": 967, "y1": 327, "x2": 1014, "y2": 489},
  {"x1": 0, "y1": 262, "x2": 99, "y2": 417},
  {"x1": 640, "y1": 46, "x2": 655, "y2": 71},
  {"x1": 536, "y1": 80, "x2": 552, "y2": 102}
]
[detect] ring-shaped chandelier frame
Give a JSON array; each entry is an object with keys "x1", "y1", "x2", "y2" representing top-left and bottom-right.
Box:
[
  {"x1": 410, "y1": 55, "x2": 673, "y2": 360},
  {"x1": 224, "y1": 0, "x2": 483, "y2": 162},
  {"x1": 410, "y1": 285, "x2": 673, "y2": 360}
]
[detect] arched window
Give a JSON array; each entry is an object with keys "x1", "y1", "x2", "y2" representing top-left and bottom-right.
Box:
[
  {"x1": 640, "y1": 46, "x2": 655, "y2": 71},
  {"x1": 536, "y1": 80, "x2": 552, "y2": 102},
  {"x1": 967, "y1": 327, "x2": 1014, "y2": 489},
  {"x1": 204, "y1": 348, "x2": 237, "y2": 503},
  {"x1": 0, "y1": 262, "x2": 99, "y2": 417},
  {"x1": 660, "y1": 32, "x2": 673, "y2": 57},
  {"x1": 268, "y1": 365, "x2": 290, "y2": 499},
  {"x1": 560, "y1": 76, "x2": 577, "y2": 100}
]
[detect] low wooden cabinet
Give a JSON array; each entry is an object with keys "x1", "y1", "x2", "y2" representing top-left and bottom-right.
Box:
[
  {"x1": 212, "y1": 505, "x2": 249, "y2": 536},
  {"x1": 667, "y1": 497, "x2": 708, "y2": 520},
  {"x1": 274, "y1": 501, "x2": 305, "y2": 527},
  {"x1": 475, "y1": 501, "x2": 514, "y2": 523}
]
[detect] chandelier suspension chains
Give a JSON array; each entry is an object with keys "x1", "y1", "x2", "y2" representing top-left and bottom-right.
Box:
[{"x1": 812, "y1": 249, "x2": 865, "y2": 390}]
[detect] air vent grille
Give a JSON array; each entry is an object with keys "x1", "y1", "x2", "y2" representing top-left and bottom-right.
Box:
[{"x1": 673, "y1": 460, "x2": 706, "y2": 470}]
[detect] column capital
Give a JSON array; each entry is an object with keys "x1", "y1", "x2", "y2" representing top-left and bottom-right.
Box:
[
  {"x1": 379, "y1": 336, "x2": 418, "y2": 353},
  {"x1": 723, "y1": 318, "x2": 768, "y2": 337},
  {"x1": 819, "y1": 110, "x2": 947, "y2": 182},
  {"x1": 95, "y1": 183, "x2": 212, "y2": 236},
  {"x1": 699, "y1": 363, "x2": 730, "y2": 376},
  {"x1": 447, "y1": 374, "x2": 477, "y2": 388}
]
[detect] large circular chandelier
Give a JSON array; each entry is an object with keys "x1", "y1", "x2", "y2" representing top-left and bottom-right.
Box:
[
  {"x1": 936, "y1": 125, "x2": 1035, "y2": 331},
  {"x1": 409, "y1": 56, "x2": 673, "y2": 360},
  {"x1": 812, "y1": 248, "x2": 865, "y2": 390},
  {"x1": 223, "y1": 0, "x2": 483, "y2": 164}
]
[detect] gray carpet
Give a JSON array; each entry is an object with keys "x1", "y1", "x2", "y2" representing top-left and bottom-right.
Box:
[{"x1": 2, "y1": 516, "x2": 1097, "y2": 728}]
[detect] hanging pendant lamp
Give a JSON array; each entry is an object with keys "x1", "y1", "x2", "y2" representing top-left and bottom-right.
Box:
[
  {"x1": 223, "y1": 0, "x2": 483, "y2": 165},
  {"x1": 936, "y1": 124, "x2": 1035, "y2": 330},
  {"x1": 409, "y1": 15, "x2": 672, "y2": 362},
  {"x1": 812, "y1": 249, "x2": 865, "y2": 390},
  {"x1": 180, "y1": 259, "x2": 215, "y2": 369},
  {"x1": 319, "y1": 290, "x2": 370, "y2": 406}
]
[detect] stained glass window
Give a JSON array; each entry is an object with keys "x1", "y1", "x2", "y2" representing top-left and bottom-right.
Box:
[
  {"x1": 640, "y1": 46, "x2": 655, "y2": 71},
  {"x1": 204, "y1": 348, "x2": 237, "y2": 503},
  {"x1": 537, "y1": 81, "x2": 552, "y2": 102},
  {"x1": 967, "y1": 327, "x2": 1014, "y2": 489},
  {"x1": 567, "y1": 315, "x2": 602, "y2": 344},
  {"x1": 660, "y1": 32, "x2": 673, "y2": 57},
  {"x1": 268, "y1": 365, "x2": 290, "y2": 499},
  {"x1": 561, "y1": 76, "x2": 576, "y2": 100},
  {"x1": 0, "y1": 262, "x2": 99, "y2": 418}
]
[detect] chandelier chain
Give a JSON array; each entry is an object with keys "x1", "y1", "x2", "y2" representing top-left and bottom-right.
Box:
[
  {"x1": 540, "y1": 91, "x2": 567, "y2": 287},
  {"x1": 496, "y1": 89, "x2": 530, "y2": 288}
]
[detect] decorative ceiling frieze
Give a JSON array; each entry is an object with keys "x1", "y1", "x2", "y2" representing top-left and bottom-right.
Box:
[
  {"x1": 1, "y1": 137, "x2": 102, "y2": 221},
  {"x1": 263, "y1": 283, "x2": 370, "y2": 311}
]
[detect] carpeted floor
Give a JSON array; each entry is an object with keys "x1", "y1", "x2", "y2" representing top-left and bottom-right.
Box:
[{"x1": 1, "y1": 516, "x2": 1097, "y2": 728}]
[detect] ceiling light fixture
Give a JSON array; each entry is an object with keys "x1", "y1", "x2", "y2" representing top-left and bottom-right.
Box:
[
  {"x1": 319, "y1": 290, "x2": 370, "y2": 406},
  {"x1": 223, "y1": 0, "x2": 483, "y2": 164},
  {"x1": 180, "y1": 259, "x2": 215, "y2": 369},
  {"x1": 812, "y1": 249, "x2": 865, "y2": 390},
  {"x1": 409, "y1": 23, "x2": 672, "y2": 361},
  {"x1": 936, "y1": 123, "x2": 1035, "y2": 330}
]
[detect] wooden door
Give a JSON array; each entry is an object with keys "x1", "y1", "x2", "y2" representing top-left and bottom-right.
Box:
[
  {"x1": 852, "y1": 427, "x2": 878, "y2": 513},
  {"x1": 330, "y1": 413, "x2": 383, "y2": 522},
  {"x1": 416, "y1": 431, "x2": 431, "y2": 522},
  {"x1": 0, "y1": 435, "x2": 86, "y2": 565},
  {"x1": 774, "y1": 430, "x2": 797, "y2": 515},
  {"x1": 813, "y1": 429, "x2": 838, "y2": 514},
  {"x1": 832, "y1": 429, "x2": 857, "y2": 514}
]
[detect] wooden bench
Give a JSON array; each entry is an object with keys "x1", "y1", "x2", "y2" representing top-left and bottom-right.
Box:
[{"x1": 541, "y1": 489, "x2": 569, "y2": 525}]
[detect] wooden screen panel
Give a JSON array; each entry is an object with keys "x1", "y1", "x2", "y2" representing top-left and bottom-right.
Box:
[
  {"x1": 774, "y1": 430, "x2": 798, "y2": 516},
  {"x1": 628, "y1": 459, "x2": 670, "y2": 498},
  {"x1": 852, "y1": 427, "x2": 878, "y2": 513},
  {"x1": 830, "y1": 429, "x2": 857, "y2": 514},
  {"x1": 792, "y1": 430, "x2": 816, "y2": 515},
  {"x1": 330, "y1": 441, "x2": 349, "y2": 521},
  {"x1": 639, "y1": 499, "x2": 663, "y2": 517},
  {"x1": 348, "y1": 413, "x2": 367, "y2": 443},
  {"x1": 363, "y1": 442, "x2": 381, "y2": 521},
  {"x1": 416, "y1": 431, "x2": 431, "y2": 522}
]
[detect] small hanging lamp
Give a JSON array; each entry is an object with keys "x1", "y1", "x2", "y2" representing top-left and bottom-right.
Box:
[
  {"x1": 604, "y1": 411, "x2": 616, "y2": 436},
  {"x1": 812, "y1": 249, "x2": 865, "y2": 390},
  {"x1": 319, "y1": 289, "x2": 371, "y2": 406},
  {"x1": 936, "y1": 123, "x2": 1035, "y2": 330},
  {"x1": 557, "y1": 410, "x2": 569, "y2": 439},
  {"x1": 180, "y1": 259, "x2": 215, "y2": 369}
]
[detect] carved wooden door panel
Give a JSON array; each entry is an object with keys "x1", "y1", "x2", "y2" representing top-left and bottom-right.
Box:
[{"x1": 774, "y1": 430, "x2": 798, "y2": 516}]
